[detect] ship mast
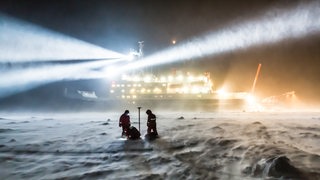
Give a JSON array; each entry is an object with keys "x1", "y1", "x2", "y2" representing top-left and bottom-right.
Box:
[{"x1": 138, "y1": 41, "x2": 144, "y2": 58}]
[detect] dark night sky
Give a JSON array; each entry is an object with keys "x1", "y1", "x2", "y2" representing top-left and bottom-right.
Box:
[
  {"x1": 1, "y1": 0, "x2": 320, "y2": 104},
  {"x1": 0, "y1": 0, "x2": 282, "y2": 53}
]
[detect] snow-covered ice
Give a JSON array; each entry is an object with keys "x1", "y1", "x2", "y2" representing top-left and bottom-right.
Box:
[{"x1": 0, "y1": 111, "x2": 319, "y2": 179}]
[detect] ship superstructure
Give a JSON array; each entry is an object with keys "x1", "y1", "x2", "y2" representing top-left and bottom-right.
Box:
[
  {"x1": 109, "y1": 71, "x2": 248, "y2": 104},
  {"x1": 110, "y1": 71, "x2": 212, "y2": 99},
  {"x1": 63, "y1": 42, "x2": 250, "y2": 110}
]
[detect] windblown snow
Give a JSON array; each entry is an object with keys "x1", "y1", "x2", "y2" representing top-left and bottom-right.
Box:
[{"x1": 0, "y1": 111, "x2": 319, "y2": 179}]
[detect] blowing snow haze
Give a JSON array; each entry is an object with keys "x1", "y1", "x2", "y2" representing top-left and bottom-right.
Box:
[{"x1": 0, "y1": 0, "x2": 320, "y2": 111}]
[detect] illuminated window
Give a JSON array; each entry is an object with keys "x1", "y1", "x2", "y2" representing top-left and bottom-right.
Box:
[
  {"x1": 160, "y1": 76, "x2": 166, "y2": 82},
  {"x1": 130, "y1": 88, "x2": 135, "y2": 94},
  {"x1": 153, "y1": 88, "x2": 162, "y2": 94},
  {"x1": 177, "y1": 75, "x2": 184, "y2": 81}
]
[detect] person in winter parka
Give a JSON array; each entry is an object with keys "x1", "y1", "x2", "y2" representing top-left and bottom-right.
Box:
[
  {"x1": 146, "y1": 109, "x2": 158, "y2": 136},
  {"x1": 127, "y1": 126, "x2": 141, "y2": 140},
  {"x1": 119, "y1": 110, "x2": 131, "y2": 137}
]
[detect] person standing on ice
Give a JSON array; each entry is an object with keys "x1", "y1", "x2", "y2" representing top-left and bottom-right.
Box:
[
  {"x1": 146, "y1": 109, "x2": 158, "y2": 136},
  {"x1": 119, "y1": 110, "x2": 131, "y2": 137}
]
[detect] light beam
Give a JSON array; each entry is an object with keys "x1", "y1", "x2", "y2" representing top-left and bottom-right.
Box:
[
  {"x1": 0, "y1": 59, "x2": 121, "y2": 98},
  {"x1": 115, "y1": 1, "x2": 320, "y2": 75},
  {"x1": 0, "y1": 13, "x2": 127, "y2": 98},
  {"x1": 0, "y1": 13, "x2": 126, "y2": 62}
]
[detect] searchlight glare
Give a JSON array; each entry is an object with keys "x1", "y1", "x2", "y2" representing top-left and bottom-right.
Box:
[
  {"x1": 0, "y1": 14, "x2": 126, "y2": 62},
  {"x1": 115, "y1": 1, "x2": 320, "y2": 75},
  {"x1": 125, "y1": 41, "x2": 144, "y2": 61},
  {"x1": 0, "y1": 14, "x2": 127, "y2": 98},
  {"x1": 0, "y1": 59, "x2": 121, "y2": 98},
  {"x1": 1, "y1": 2, "x2": 319, "y2": 98}
]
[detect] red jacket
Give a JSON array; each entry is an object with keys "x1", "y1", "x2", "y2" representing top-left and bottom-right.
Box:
[
  {"x1": 147, "y1": 113, "x2": 156, "y2": 127},
  {"x1": 119, "y1": 114, "x2": 130, "y2": 127}
]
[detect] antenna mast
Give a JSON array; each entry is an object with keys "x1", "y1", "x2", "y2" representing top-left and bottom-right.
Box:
[{"x1": 138, "y1": 41, "x2": 144, "y2": 58}]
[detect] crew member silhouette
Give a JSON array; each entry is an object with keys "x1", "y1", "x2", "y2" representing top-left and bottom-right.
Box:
[
  {"x1": 146, "y1": 109, "x2": 158, "y2": 136},
  {"x1": 119, "y1": 110, "x2": 131, "y2": 137},
  {"x1": 128, "y1": 126, "x2": 141, "y2": 140}
]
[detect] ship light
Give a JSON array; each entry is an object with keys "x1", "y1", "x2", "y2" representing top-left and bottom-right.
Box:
[
  {"x1": 127, "y1": 51, "x2": 136, "y2": 61},
  {"x1": 130, "y1": 88, "x2": 136, "y2": 94},
  {"x1": 246, "y1": 94, "x2": 256, "y2": 104},
  {"x1": 217, "y1": 88, "x2": 228, "y2": 98},
  {"x1": 133, "y1": 76, "x2": 140, "y2": 82},
  {"x1": 121, "y1": 74, "x2": 128, "y2": 80},
  {"x1": 201, "y1": 88, "x2": 209, "y2": 94},
  {"x1": 160, "y1": 76, "x2": 166, "y2": 82},
  {"x1": 191, "y1": 87, "x2": 200, "y2": 94},
  {"x1": 144, "y1": 75, "x2": 152, "y2": 82},
  {"x1": 182, "y1": 87, "x2": 189, "y2": 94},
  {"x1": 177, "y1": 75, "x2": 184, "y2": 81},
  {"x1": 188, "y1": 76, "x2": 194, "y2": 82},
  {"x1": 153, "y1": 87, "x2": 162, "y2": 94}
]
